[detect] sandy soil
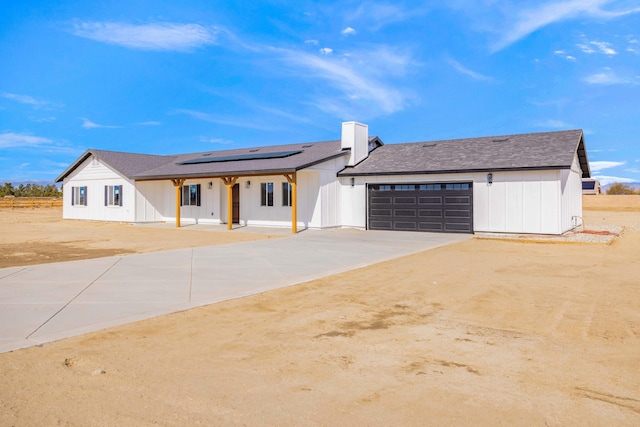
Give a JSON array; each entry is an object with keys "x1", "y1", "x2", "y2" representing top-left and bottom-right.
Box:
[
  {"x1": 0, "y1": 209, "x2": 280, "y2": 268},
  {"x1": 1, "y1": 196, "x2": 640, "y2": 426}
]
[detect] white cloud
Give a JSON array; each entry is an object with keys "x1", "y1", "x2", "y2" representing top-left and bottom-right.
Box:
[
  {"x1": 446, "y1": 57, "x2": 494, "y2": 81},
  {"x1": 29, "y1": 116, "x2": 56, "y2": 122},
  {"x1": 199, "y1": 137, "x2": 234, "y2": 145},
  {"x1": 2, "y1": 93, "x2": 52, "y2": 108},
  {"x1": 583, "y1": 68, "x2": 629, "y2": 85},
  {"x1": 589, "y1": 40, "x2": 617, "y2": 55},
  {"x1": 492, "y1": 0, "x2": 640, "y2": 52},
  {"x1": 577, "y1": 43, "x2": 596, "y2": 53},
  {"x1": 175, "y1": 109, "x2": 285, "y2": 131},
  {"x1": 342, "y1": 27, "x2": 357, "y2": 36},
  {"x1": 277, "y1": 49, "x2": 407, "y2": 117},
  {"x1": 81, "y1": 118, "x2": 120, "y2": 129},
  {"x1": 343, "y1": 45, "x2": 414, "y2": 77},
  {"x1": 0, "y1": 132, "x2": 53, "y2": 148},
  {"x1": 136, "y1": 121, "x2": 161, "y2": 126},
  {"x1": 254, "y1": 104, "x2": 312, "y2": 123},
  {"x1": 305, "y1": 39, "x2": 319, "y2": 46},
  {"x1": 593, "y1": 175, "x2": 637, "y2": 185},
  {"x1": 319, "y1": 47, "x2": 333, "y2": 55},
  {"x1": 351, "y1": 2, "x2": 427, "y2": 31},
  {"x1": 554, "y1": 50, "x2": 577, "y2": 61},
  {"x1": 535, "y1": 119, "x2": 569, "y2": 128},
  {"x1": 71, "y1": 22, "x2": 218, "y2": 51},
  {"x1": 589, "y1": 160, "x2": 625, "y2": 172}
]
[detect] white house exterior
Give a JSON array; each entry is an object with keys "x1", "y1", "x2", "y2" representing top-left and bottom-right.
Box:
[{"x1": 56, "y1": 122, "x2": 591, "y2": 235}]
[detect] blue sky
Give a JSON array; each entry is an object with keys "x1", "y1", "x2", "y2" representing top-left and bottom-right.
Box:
[{"x1": 1, "y1": 0, "x2": 639, "y2": 185}]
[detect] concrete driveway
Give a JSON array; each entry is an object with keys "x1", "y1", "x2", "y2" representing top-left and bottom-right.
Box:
[{"x1": 0, "y1": 229, "x2": 470, "y2": 353}]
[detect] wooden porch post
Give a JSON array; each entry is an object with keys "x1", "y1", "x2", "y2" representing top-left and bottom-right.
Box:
[
  {"x1": 285, "y1": 172, "x2": 297, "y2": 234},
  {"x1": 171, "y1": 178, "x2": 186, "y2": 228},
  {"x1": 221, "y1": 177, "x2": 238, "y2": 230}
]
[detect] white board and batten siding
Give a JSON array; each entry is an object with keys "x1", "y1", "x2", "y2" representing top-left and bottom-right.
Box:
[
  {"x1": 560, "y1": 153, "x2": 584, "y2": 232},
  {"x1": 345, "y1": 167, "x2": 582, "y2": 235},
  {"x1": 62, "y1": 156, "x2": 136, "y2": 222},
  {"x1": 228, "y1": 171, "x2": 321, "y2": 229},
  {"x1": 135, "y1": 179, "x2": 222, "y2": 224},
  {"x1": 306, "y1": 156, "x2": 349, "y2": 229},
  {"x1": 222, "y1": 157, "x2": 348, "y2": 230}
]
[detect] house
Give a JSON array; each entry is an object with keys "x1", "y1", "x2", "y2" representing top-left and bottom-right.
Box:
[
  {"x1": 582, "y1": 178, "x2": 601, "y2": 195},
  {"x1": 56, "y1": 122, "x2": 591, "y2": 235}
]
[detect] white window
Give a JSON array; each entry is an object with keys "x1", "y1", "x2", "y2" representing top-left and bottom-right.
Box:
[
  {"x1": 282, "y1": 182, "x2": 292, "y2": 206},
  {"x1": 105, "y1": 185, "x2": 123, "y2": 207},
  {"x1": 261, "y1": 182, "x2": 274, "y2": 206},
  {"x1": 71, "y1": 186, "x2": 87, "y2": 206},
  {"x1": 181, "y1": 184, "x2": 201, "y2": 206}
]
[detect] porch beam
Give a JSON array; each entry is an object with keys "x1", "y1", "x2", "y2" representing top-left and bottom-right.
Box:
[
  {"x1": 221, "y1": 176, "x2": 239, "y2": 230},
  {"x1": 284, "y1": 172, "x2": 297, "y2": 234},
  {"x1": 170, "y1": 178, "x2": 186, "y2": 228}
]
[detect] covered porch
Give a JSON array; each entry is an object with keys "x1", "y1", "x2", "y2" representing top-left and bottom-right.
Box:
[{"x1": 168, "y1": 172, "x2": 300, "y2": 233}]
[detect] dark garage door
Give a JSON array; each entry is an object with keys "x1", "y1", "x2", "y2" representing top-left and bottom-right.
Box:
[{"x1": 368, "y1": 183, "x2": 473, "y2": 233}]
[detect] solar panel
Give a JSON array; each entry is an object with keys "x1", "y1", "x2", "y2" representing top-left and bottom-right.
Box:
[{"x1": 177, "y1": 150, "x2": 302, "y2": 165}]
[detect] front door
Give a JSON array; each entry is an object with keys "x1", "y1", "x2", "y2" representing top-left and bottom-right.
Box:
[{"x1": 232, "y1": 183, "x2": 240, "y2": 224}]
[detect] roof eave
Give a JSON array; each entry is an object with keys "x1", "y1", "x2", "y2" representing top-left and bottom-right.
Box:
[
  {"x1": 55, "y1": 150, "x2": 93, "y2": 183},
  {"x1": 575, "y1": 131, "x2": 591, "y2": 178},
  {"x1": 133, "y1": 168, "x2": 300, "y2": 181},
  {"x1": 338, "y1": 165, "x2": 572, "y2": 177}
]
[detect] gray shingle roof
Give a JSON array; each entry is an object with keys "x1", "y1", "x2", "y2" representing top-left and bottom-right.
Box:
[
  {"x1": 55, "y1": 149, "x2": 175, "y2": 182},
  {"x1": 56, "y1": 140, "x2": 351, "y2": 182},
  {"x1": 56, "y1": 130, "x2": 589, "y2": 183},
  {"x1": 134, "y1": 140, "x2": 347, "y2": 180},
  {"x1": 338, "y1": 129, "x2": 590, "y2": 178}
]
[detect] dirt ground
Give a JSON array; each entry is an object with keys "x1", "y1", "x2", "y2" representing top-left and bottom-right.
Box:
[
  {"x1": 0, "y1": 210, "x2": 280, "y2": 268},
  {"x1": 1, "y1": 196, "x2": 639, "y2": 426}
]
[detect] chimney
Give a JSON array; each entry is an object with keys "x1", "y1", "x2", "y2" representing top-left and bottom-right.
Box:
[{"x1": 341, "y1": 121, "x2": 368, "y2": 166}]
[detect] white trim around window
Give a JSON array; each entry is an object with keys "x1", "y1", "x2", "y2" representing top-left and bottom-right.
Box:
[
  {"x1": 105, "y1": 185, "x2": 123, "y2": 207},
  {"x1": 71, "y1": 186, "x2": 87, "y2": 206},
  {"x1": 260, "y1": 182, "x2": 274, "y2": 206}
]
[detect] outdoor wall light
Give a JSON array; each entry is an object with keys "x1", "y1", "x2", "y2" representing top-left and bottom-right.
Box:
[
  {"x1": 208, "y1": 181, "x2": 213, "y2": 189},
  {"x1": 350, "y1": 177, "x2": 355, "y2": 187},
  {"x1": 487, "y1": 173, "x2": 493, "y2": 185},
  {"x1": 246, "y1": 180, "x2": 251, "y2": 188}
]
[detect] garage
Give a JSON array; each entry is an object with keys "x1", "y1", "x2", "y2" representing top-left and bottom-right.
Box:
[{"x1": 367, "y1": 183, "x2": 473, "y2": 233}]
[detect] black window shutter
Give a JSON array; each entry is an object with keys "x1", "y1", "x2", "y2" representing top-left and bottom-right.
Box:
[
  {"x1": 104, "y1": 186, "x2": 108, "y2": 206},
  {"x1": 71, "y1": 186, "x2": 75, "y2": 206},
  {"x1": 85, "y1": 187, "x2": 88, "y2": 206},
  {"x1": 196, "y1": 184, "x2": 201, "y2": 206},
  {"x1": 119, "y1": 185, "x2": 123, "y2": 206}
]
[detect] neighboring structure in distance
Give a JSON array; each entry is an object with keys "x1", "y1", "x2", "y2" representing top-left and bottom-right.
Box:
[
  {"x1": 582, "y1": 178, "x2": 602, "y2": 195},
  {"x1": 56, "y1": 122, "x2": 590, "y2": 235}
]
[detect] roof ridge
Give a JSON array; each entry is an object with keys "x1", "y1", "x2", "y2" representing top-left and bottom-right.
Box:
[{"x1": 389, "y1": 129, "x2": 583, "y2": 146}]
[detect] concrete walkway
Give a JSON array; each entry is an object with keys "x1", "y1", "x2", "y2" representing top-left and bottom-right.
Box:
[{"x1": 0, "y1": 229, "x2": 470, "y2": 353}]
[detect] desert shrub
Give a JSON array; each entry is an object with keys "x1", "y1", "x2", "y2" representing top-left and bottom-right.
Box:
[{"x1": 606, "y1": 183, "x2": 638, "y2": 195}]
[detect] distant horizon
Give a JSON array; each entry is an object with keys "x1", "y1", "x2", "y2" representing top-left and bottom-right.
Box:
[{"x1": 2, "y1": 1, "x2": 639, "y2": 186}]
